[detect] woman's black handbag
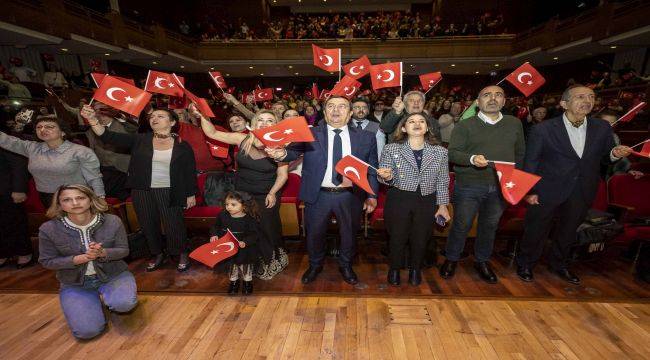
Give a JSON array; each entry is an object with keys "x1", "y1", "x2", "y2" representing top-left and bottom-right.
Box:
[{"x1": 125, "y1": 230, "x2": 150, "y2": 262}]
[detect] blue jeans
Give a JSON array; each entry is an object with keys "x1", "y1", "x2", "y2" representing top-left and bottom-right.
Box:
[
  {"x1": 445, "y1": 184, "x2": 506, "y2": 262},
  {"x1": 59, "y1": 271, "x2": 138, "y2": 339}
]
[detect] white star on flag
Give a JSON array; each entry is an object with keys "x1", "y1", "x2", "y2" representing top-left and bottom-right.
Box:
[
  {"x1": 319, "y1": 56, "x2": 323, "y2": 61},
  {"x1": 505, "y1": 181, "x2": 515, "y2": 189},
  {"x1": 376, "y1": 74, "x2": 382, "y2": 80},
  {"x1": 168, "y1": 83, "x2": 175, "y2": 87},
  {"x1": 527, "y1": 81, "x2": 533, "y2": 85},
  {"x1": 124, "y1": 96, "x2": 134, "y2": 102},
  {"x1": 344, "y1": 87, "x2": 350, "y2": 91},
  {"x1": 283, "y1": 129, "x2": 294, "y2": 134},
  {"x1": 211, "y1": 250, "x2": 218, "y2": 255},
  {"x1": 359, "y1": 66, "x2": 364, "y2": 70}
]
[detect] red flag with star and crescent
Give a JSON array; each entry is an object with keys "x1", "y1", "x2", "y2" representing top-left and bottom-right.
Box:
[
  {"x1": 329, "y1": 75, "x2": 362, "y2": 99},
  {"x1": 343, "y1": 55, "x2": 371, "y2": 80},
  {"x1": 312, "y1": 44, "x2": 341, "y2": 72},
  {"x1": 92, "y1": 75, "x2": 151, "y2": 117},
  {"x1": 189, "y1": 229, "x2": 239, "y2": 268},
  {"x1": 170, "y1": 73, "x2": 215, "y2": 117},
  {"x1": 91, "y1": 72, "x2": 135, "y2": 88},
  {"x1": 206, "y1": 140, "x2": 229, "y2": 158},
  {"x1": 505, "y1": 63, "x2": 546, "y2": 97},
  {"x1": 144, "y1": 70, "x2": 183, "y2": 97},
  {"x1": 310, "y1": 83, "x2": 320, "y2": 100},
  {"x1": 369, "y1": 62, "x2": 402, "y2": 90},
  {"x1": 617, "y1": 102, "x2": 647, "y2": 124},
  {"x1": 419, "y1": 72, "x2": 442, "y2": 92},
  {"x1": 493, "y1": 162, "x2": 541, "y2": 205},
  {"x1": 252, "y1": 116, "x2": 315, "y2": 147},
  {"x1": 253, "y1": 88, "x2": 274, "y2": 102},
  {"x1": 335, "y1": 155, "x2": 375, "y2": 195},
  {"x1": 208, "y1": 71, "x2": 227, "y2": 89}
]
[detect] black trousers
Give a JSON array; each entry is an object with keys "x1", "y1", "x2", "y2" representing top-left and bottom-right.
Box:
[
  {"x1": 516, "y1": 186, "x2": 590, "y2": 270},
  {"x1": 384, "y1": 188, "x2": 437, "y2": 270},
  {"x1": 252, "y1": 194, "x2": 283, "y2": 258},
  {"x1": 0, "y1": 196, "x2": 32, "y2": 258},
  {"x1": 38, "y1": 191, "x2": 54, "y2": 210},
  {"x1": 100, "y1": 166, "x2": 130, "y2": 201},
  {"x1": 131, "y1": 188, "x2": 188, "y2": 256}
]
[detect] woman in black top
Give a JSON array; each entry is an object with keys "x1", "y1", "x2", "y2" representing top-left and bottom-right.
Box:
[
  {"x1": 196, "y1": 106, "x2": 288, "y2": 279},
  {"x1": 82, "y1": 105, "x2": 197, "y2": 272}
]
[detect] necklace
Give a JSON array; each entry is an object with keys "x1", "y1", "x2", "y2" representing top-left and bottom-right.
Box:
[{"x1": 153, "y1": 132, "x2": 172, "y2": 139}]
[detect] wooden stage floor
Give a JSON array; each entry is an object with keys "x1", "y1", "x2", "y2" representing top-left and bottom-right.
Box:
[
  {"x1": 1, "y1": 293, "x2": 649, "y2": 359},
  {"x1": 0, "y1": 236, "x2": 648, "y2": 301}
]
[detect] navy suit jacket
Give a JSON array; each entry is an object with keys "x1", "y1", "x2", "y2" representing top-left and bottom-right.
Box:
[
  {"x1": 524, "y1": 115, "x2": 616, "y2": 206},
  {"x1": 284, "y1": 124, "x2": 379, "y2": 205}
]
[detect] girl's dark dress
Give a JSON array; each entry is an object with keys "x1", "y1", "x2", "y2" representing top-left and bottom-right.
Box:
[{"x1": 211, "y1": 211, "x2": 260, "y2": 266}]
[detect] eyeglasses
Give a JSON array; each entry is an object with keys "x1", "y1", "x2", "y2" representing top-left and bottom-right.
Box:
[
  {"x1": 325, "y1": 104, "x2": 350, "y2": 111},
  {"x1": 352, "y1": 106, "x2": 368, "y2": 110}
]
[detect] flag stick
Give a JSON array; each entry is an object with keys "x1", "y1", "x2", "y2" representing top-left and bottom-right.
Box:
[
  {"x1": 424, "y1": 86, "x2": 433, "y2": 96},
  {"x1": 495, "y1": 77, "x2": 506, "y2": 86},
  {"x1": 399, "y1": 62, "x2": 403, "y2": 97},
  {"x1": 629, "y1": 139, "x2": 650, "y2": 148},
  {"x1": 488, "y1": 160, "x2": 516, "y2": 165},
  {"x1": 338, "y1": 49, "x2": 342, "y2": 81}
]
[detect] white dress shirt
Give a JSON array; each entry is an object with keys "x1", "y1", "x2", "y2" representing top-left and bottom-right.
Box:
[
  {"x1": 562, "y1": 113, "x2": 619, "y2": 161},
  {"x1": 351, "y1": 118, "x2": 386, "y2": 160},
  {"x1": 321, "y1": 125, "x2": 352, "y2": 188}
]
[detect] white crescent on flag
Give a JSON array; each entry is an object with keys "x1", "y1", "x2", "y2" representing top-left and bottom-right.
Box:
[
  {"x1": 349, "y1": 65, "x2": 361, "y2": 75},
  {"x1": 343, "y1": 166, "x2": 361, "y2": 180},
  {"x1": 257, "y1": 91, "x2": 268, "y2": 99},
  {"x1": 213, "y1": 75, "x2": 224, "y2": 86},
  {"x1": 344, "y1": 86, "x2": 357, "y2": 96},
  {"x1": 517, "y1": 72, "x2": 533, "y2": 85},
  {"x1": 262, "y1": 131, "x2": 284, "y2": 142},
  {"x1": 106, "y1": 87, "x2": 126, "y2": 102},
  {"x1": 381, "y1": 70, "x2": 395, "y2": 82},
  {"x1": 154, "y1": 77, "x2": 168, "y2": 89},
  {"x1": 214, "y1": 242, "x2": 235, "y2": 253},
  {"x1": 320, "y1": 55, "x2": 333, "y2": 66}
]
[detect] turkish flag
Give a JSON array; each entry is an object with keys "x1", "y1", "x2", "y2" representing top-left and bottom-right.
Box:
[
  {"x1": 170, "y1": 73, "x2": 215, "y2": 117},
  {"x1": 91, "y1": 72, "x2": 135, "y2": 88},
  {"x1": 370, "y1": 62, "x2": 402, "y2": 90},
  {"x1": 335, "y1": 155, "x2": 375, "y2": 195},
  {"x1": 226, "y1": 87, "x2": 236, "y2": 94},
  {"x1": 310, "y1": 83, "x2": 320, "y2": 100},
  {"x1": 329, "y1": 75, "x2": 361, "y2": 99},
  {"x1": 168, "y1": 96, "x2": 188, "y2": 109},
  {"x1": 631, "y1": 140, "x2": 650, "y2": 158},
  {"x1": 252, "y1": 116, "x2": 315, "y2": 147},
  {"x1": 206, "y1": 141, "x2": 229, "y2": 158},
  {"x1": 189, "y1": 230, "x2": 239, "y2": 268},
  {"x1": 92, "y1": 75, "x2": 152, "y2": 117},
  {"x1": 312, "y1": 44, "x2": 340, "y2": 72},
  {"x1": 209, "y1": 71, "x2": 227, "y2": 89},
  {"x1": 493, "y1": 162, "x2": 541, "y2": 205},
  {"x1": 343, "y1": 55, "x2": 372, "y2": 80},
  {"x1": 319, "y1": 89, "x2": 331, "y2": 100},
  {"x1": 144, "y1": 70, "x2": 183, "y2": 97},
  {"x1": 617, "y1": 102, "x2": 646, "y2": 124},
  {"x1": 505, "y1": 63, "x2": 546, "y2": 97},
  {"x1": 253, "y1": 88, "x2": 274, "y2": 102},
  {"x1": 419, "y1": 72, "x2": 442, "y2": 92}
]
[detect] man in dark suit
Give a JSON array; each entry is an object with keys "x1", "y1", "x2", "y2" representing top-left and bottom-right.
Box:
[
  {"x1": 516, "y1": 85, "x2": 633, "y2": 284},
  {"x1": 267, "y1": 96, "x2": 379, "y2": 285},
  {"x1": 0, "y1": 147, "x2": 32, "y2": 268}
]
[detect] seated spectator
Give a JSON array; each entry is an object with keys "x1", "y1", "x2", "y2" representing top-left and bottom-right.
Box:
[
  {"x1": 83, "y1": 105, "x2": 197, "y2": 273},
  {"x1": 42, "y1": 64, "x2": 69, "y2": 89},
  {"x1": 437, "y1": 101, "x2": 462, "y2": 144},
  {"x1": 38, "y1": 184, "x2": 137, "y2": 340},
  {"x1": 0, "y1": 76, "x2": 32, "y2": 101},
  {"x1": 0, "y1": 115, "x2": 104, "y2": 207}
]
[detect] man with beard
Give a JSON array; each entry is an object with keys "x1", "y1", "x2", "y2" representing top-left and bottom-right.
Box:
[
  {"x1": 440, "y1": 85, "x2": 525, "y2": 284},
  {"x1": 350, "y1": 98, "x2": 386, "y2": 159}
]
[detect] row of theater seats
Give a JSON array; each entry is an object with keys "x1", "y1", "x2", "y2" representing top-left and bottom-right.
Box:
[{"x1": 23, "y1": 172, "x2": 649, "y2": 260}]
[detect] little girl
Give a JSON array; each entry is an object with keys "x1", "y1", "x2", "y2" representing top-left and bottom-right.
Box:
[{"x1": 211, "y1": 191, "x2": 261, "y2": 295}]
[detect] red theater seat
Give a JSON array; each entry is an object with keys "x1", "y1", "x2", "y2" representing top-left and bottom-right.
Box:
[
  {"x1": 607, "y1": 174, "x2": 650, "y2": 246},
  {"x1": 281, "y1": 173, "x2": 302, "y2": 237},
  {"x1": 184, "y1": 173, "x2": 222, "y2": 232}
]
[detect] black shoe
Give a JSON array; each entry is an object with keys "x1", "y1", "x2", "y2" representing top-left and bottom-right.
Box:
[
  {"x1": 242, "y1": 281, "x2": 253, "y2": 295},
  {"x1": 301, "y1": 266, "x2": 323, "y2": 284},
  {"x1": 339, "y1": 266, "x2": 359, "y2": 285},
  {"x1": 475, "y1": 261, "x2": 498, "y2": 284},
  {"x1": 408, "y1": 269, "x2": 422, "y2": 286},
  {"x1": 177, "y1": 253, "x2": 190, "y2": 272},
  {"x1": 16, "y1": 255, "x2": 35, "y2": 269},
  {"x1": 517, "y1": 266, "x2": 534, "y2": 282},
  {"x1": 439, "y1": 260, "x2": 457, "y2": 279},
  {"x1": 387, "y1": 269, "x2": 400, "y2": 286},
  {"x1": 146, "y1": 254, "x2": 166, "y2": 272},
  {"x1": 228, "y1": 280, "x2": 240, "y2": 294},
  {"x1": 553, "y1": 268, "x2": 580, "y2": 285}
]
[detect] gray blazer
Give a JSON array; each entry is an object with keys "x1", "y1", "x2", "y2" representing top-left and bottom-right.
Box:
[
  {"x1": 38, "y1": 213, "x2": 130, "y2": 286},
  {"x1": 379, "y1": 141, "x2": 450, "y2": 204}
]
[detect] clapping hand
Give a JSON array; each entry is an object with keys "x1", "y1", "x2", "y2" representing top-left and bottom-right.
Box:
[{"x1": 377, "y1": 168, "x2": 393, "y2": 181}]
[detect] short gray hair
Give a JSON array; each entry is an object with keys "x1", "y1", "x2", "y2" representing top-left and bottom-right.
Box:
[
  {"x1": 403, "y1": 91, "x2": 425, "y2": 103},
  {"x1": 561, "y1": 84, "x2": 587, "y2": 102}
]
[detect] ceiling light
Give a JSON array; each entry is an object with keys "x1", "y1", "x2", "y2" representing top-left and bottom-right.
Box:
[
  {"x1": 553, "y1": 56, "x2": 559, "y2": 60},
  {"x1": 610, "y1": 45, "x2": 617, "y2": 49},
  {"x1": 210, "y1": 67, "x2": 214, "y2": 70},
  {"x1": 104, "y1": 53, "x2": 110, "y2": 56},
  {"x1": 226, "y1": 73, "x2": 230, "y2": 76},
  {"x1": 450, "y1": 64, "x2": 456, "y2": 67},
  {"x1": 180, "y1": 65, "x2": 185, "y2": 69},
  {"x1": 260, "y1": 73, "x2": 264, "y2": 76},
  {"x1": 152, "y1": 61, "x2": 158, "y2": 64},
  {"x1": 295, "y1": 72, "x2": 299, "y2": 75},
  {"x1": 475, "y1": 71, "x2": 479, "y2": 74},
  {"x1": 61, "y1": 48, "x2": 68, "y2": 52},
  {"x1": 288, "y1": 65, "x2": 293, "y2": 69},
  {"x1": 249, "y1": 66, "x2": 254, "y2": 69},
  {"x1": 494, "y1": 64, "x2": 500, "y2": 67}
]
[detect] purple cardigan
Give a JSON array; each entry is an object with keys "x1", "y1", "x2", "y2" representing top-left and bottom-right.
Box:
[{"x1": 38, "y1": 213, "x2": 130, "y2": 286}]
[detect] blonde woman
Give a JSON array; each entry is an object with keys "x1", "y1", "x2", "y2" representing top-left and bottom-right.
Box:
[
  {"x1": 38, "y1": 184, "x2": 137, "y2": 339},
  {"x1": 195, "y1": 105, "x2": 288, "y2": 279}
]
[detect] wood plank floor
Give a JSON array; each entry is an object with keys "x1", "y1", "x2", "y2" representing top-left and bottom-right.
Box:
[
  {"x1": 1, "y1": 237, "x2": 647, "y2": 301},
  {"x1": 0, "y1": 293, "x2": 649, "y2": 359}
]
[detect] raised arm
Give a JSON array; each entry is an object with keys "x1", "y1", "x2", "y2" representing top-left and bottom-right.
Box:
[
  {"x1": 0, "y1": 131, "x2": 36, "y2": 157},
  {"x1": 224, "y1": 93, "x2": 256, "y2": 121},
  {"x1": 190, "y1": 103, "x2": 246, "y2": 146},
  {"x1": 77, "y1": 146, "x2": 105, "y2": 197}
]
